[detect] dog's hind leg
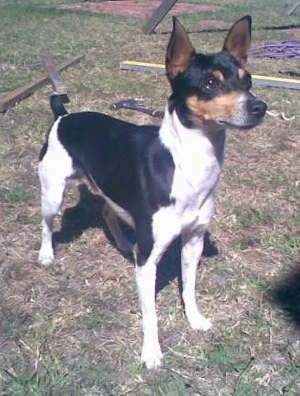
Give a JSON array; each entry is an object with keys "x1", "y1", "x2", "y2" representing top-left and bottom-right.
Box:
[
  {"x1": 181, "y1": 231, "x2": 212, "y2": 331},
  {"x1": 38, "y1": 145, "x2": 74, "y2": 266},
  {"x1": 102, "y1": 203, "x2": 133, "y2": 254}
]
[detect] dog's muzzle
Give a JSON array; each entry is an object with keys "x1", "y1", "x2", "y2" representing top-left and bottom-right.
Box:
[
  {"x1": 244, "y1": 96, "x2": 268, "y2": 127},
  {"x1": 248, "y1": 98, "x2": 268, "y2": 119}
]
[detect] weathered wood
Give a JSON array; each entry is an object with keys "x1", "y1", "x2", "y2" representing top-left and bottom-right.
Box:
[
  {"x1": 282, "y1": 0, "x2": 300, "y2": 15},
  {"x1": 0, "y1": 54, "x2": 84, "y2": 113},
  {"x1": 40, "y1": 49, "x2": 68, "y2": 95},
  {"x1": 143, "y1": 0, "x2": 178, "y2": 34}
]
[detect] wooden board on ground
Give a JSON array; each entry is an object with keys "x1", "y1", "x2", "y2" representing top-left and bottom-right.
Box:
[{"x1": 0, "y1": 54, "x2": 84, "y2": 113}]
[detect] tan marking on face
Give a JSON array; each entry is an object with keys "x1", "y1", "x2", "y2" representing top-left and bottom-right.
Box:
[
  {"x1": 238, "y1": 68, "x2": 246, "y2": 80},
  {"x1": 187, "y1": 92, "x2": 242, "y2": 125},
  {"x1": 212, "y1": 70, "x2": 225, "y2": 81}
]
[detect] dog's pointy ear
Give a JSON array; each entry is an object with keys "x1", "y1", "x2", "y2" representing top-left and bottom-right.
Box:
[
  {"x1": 166, "y1": 17, "x2": 196, "y2": 81},
  {"x1": 222, "y1": 15, "x2": 252, "y2": 67}
]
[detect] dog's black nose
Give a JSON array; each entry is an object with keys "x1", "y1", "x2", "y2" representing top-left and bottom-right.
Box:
[{"x1": 250, "y1": 99, "x2": 267, "y2": 116}]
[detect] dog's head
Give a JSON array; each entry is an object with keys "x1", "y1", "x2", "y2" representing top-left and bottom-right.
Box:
[{"x1": 165, "y1": 16, "x2": 267, "y2": 130}]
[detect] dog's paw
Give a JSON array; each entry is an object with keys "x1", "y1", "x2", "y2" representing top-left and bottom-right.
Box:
[
  {"x1": 188, "y1": 313, "x2": 212, "y2": 331},
  {"x1": 38, "y1": 249, "x2": 54, "y2": 266},
  {"x1": 141, "y1": 343, "x2": 163, "y2": 370}
]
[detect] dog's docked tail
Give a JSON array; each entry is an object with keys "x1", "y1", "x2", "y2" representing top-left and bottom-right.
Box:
[{"x1": 50, "y1": 94, "x2": 68, "y2": 119}]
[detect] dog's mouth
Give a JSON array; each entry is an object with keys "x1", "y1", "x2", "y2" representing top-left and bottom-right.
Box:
[{"x1": 217, "y1": 115, "x2": 266, "y2": 130}]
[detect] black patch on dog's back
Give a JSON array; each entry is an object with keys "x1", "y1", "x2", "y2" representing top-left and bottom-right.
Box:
[{"x1": 56, "y1": 112, "x2": 175, "y2": 216}]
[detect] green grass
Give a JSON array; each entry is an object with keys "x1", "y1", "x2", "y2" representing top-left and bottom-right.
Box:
[
  {"x1": 0, "y1": 0, "x2": 300, "y2": 395},
  {"x1": 0, "y1": 187, "x2": 34, "y2": 203},
  {"x1": 1, "y1": 365, "x2": 73, "y2": 396}
]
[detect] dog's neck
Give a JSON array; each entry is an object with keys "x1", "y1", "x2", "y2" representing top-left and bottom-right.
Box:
[{"x1": 159, "y1": 103, "x2": 226, "y2": 166}]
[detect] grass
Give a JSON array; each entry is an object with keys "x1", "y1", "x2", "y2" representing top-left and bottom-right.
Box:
[
  {"x1": 0, "y1": 187, "x2": 34, "y2": 203},
  {"x1": 0, "y1": 0, "x2": 300, "y2": 394}
]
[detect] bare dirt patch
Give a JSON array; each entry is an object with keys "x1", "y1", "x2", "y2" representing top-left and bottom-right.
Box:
[{"x1": 56, "y1": 1, "x2": 222, "y2": 20}]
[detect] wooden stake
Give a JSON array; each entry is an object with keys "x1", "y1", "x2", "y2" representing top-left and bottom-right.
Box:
[
  {"x1": 40, "y1": 49, "x2": 68, "y2": 95},
  {"x1": 143, "y1": 0, "x2": 178, "y2": 34},
  {"x1": 282, "y1": 0, "x2": 300, "y2": 15}
]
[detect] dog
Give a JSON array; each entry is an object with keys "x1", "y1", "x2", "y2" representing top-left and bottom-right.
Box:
[{"x1": 38, "y1": 15, "x2": 267, "y2": 369}]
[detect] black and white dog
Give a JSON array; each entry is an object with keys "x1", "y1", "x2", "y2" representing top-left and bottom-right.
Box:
[{"x1": 38, "y1": 16, "x2": 267, "y2": 369}]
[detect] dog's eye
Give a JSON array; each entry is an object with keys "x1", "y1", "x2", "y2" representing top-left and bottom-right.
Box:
[{"x1": 205, "y1": 77, "x2": 219, "y2": 91}]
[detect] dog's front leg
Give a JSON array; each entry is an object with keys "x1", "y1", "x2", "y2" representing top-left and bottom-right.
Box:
[
  {"x1": 181, "y1": 232, "x2": 212, "y2": 331},
  {"x1": 135, "y1": 245, "x2": 165, "y2": 369}
]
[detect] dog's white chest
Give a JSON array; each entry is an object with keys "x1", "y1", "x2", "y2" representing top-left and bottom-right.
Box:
[
  {"x1": 159, "y1": 109, "x2": 225, "y2": 231},
  {"x1": 172, "y1": 137, "x2": 221, "y2": 195},
  {"x1": 173, "y1": 142, "x2": 221, "y2": 226}
]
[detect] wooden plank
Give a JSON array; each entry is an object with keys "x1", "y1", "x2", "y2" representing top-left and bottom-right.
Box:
[
  {"x1": 0, "y1": 54, "x2": 85, "y2": 113},
  {"x1": 120, "y1": 60, "x2": 300, "y2": 90},
  {"x1": 40, "y1": 48, "x2": 68, "y2": 95},
  {"x1": 121, "y1": 60, "x2": 165, "y2": 74},
  {"x1": 252, "y1": 74, "x2": 300, "y2": 90},
  {"x1": 282, "y1": 0, "x2": 300, "y2": 15},
  {"x1": 143, "y1": 0, "x2": 178, "y2": 34}
]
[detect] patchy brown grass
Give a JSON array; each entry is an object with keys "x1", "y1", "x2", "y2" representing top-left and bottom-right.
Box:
[{"x1": 0, "y1": 0, "x2": 300, "y2": 395}]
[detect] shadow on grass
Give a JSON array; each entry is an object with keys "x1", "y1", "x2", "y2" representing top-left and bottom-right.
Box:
[
  {"x1": 155, "y1": 231, "x2": 218, "y2": 294},
  {"x1": 270, "y1": 263, "x2": 300, "y2": 328},
  {"x1": 54, "y1": 184, "x2": 219, "y2": 293},
  {"x1": 54, "y1": 184, "x2": 106, "y2": 244}
]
